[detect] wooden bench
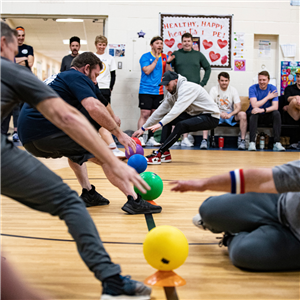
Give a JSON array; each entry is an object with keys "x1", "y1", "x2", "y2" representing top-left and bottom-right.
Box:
[{"x1": 209, "y1": 95, "x2": 299, "y2": 147}]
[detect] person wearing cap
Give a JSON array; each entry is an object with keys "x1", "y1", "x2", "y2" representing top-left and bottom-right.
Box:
[
  {"x1": 167, "y1": 32, "x2": 211, "y2": 147},
  {"x1": 15, "y1": 26, "x2": 34, "y2": 70},
  {"x1": 137, "y1": 36, "x2": 170, "y2": 147},
  {"x1": 133, "y1": 71, "x2": 220, "y2": 164},
  {"x1": 60, "y1": 36, "x2": 81, "y2": 72}
]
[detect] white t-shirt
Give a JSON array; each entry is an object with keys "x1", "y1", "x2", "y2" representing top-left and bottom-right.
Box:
[
  {"x1": 94, "y1": 52, "x2": 117, "y2": 89},
  {"x1": 209, "y1": 85, "x2": 240, "y2": 113}
]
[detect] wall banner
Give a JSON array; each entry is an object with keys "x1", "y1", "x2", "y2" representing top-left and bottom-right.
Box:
[{"x1": 160, "y1": 14, "x2": 233, "y2": 69}]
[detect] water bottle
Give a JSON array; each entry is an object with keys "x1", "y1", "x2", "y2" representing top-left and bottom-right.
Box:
[{"x1": 260, "y1": 133, "x2": 265, "y2": 150}]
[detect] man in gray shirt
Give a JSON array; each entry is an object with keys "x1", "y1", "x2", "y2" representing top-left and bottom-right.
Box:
[
  {"x1": 170, "y1": 160, "x2": 300, "y2": 271},
  {"x1": 1, "y1": 22, "x2": 151, "y2": 299}
]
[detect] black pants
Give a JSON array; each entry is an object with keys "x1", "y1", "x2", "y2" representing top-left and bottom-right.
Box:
[
  {"x1": 247, "y1": 111, "x2": 281, "y2": 143},
  {"x1": 1, "y1": 134, "x2": 121, "y2": 281},
  {"x1": 1, "y1": 104, "x2": 21, "y2": 134},
  {"x1": 159, "y1": 113, "x2": 219, "y2": 152},
  {"x1": 200, "y1": 193, "x2": 300, "y2": 271}
]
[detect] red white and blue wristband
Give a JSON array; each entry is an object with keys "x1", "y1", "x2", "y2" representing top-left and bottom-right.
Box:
[{"x1": 229, "y1": 169, "x2": 245, "y2": 194}]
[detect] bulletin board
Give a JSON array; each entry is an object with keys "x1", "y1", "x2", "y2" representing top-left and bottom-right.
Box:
[
  {"x1": 280, "y1": 61, "x2": 300, "y2": 95},
  {"x1": 160, "y1": 14, "x2": 233, "y2": 69}
]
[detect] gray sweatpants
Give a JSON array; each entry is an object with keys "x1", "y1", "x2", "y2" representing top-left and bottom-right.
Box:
[
  {"x1": 1, "y1": 134, "x2": 121, "y2": 281},
  {"x1": 200, "y1": 193, "x2": 300, "y2": 271}
]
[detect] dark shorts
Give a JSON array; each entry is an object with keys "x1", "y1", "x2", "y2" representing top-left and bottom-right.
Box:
[
  {"x1": 139, "y1": 94, "x2": 164, "y2": 110},
  {"x1": 24, "y1": 132, "x2": 94, "y2": 165},
  {"x1": 99, "y1": 89, "x2": 111, "y2": 103}
]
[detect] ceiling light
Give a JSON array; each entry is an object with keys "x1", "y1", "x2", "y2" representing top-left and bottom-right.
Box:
[
  {"x1": 63, "y1": 40, "x2": 87, "y2": 45},
  {"x1": 56, "y1": 19, "x2": 84, "y2": 23}
]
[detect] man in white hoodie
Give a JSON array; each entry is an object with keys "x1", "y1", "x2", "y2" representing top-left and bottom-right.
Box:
[{"x1": 133, "y1": 71, "x2": 220, "y2": 164}]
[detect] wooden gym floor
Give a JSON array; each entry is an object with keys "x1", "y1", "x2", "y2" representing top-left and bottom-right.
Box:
[{"x1": 1, "y1": 148, "x2": 300, "y2": 300}]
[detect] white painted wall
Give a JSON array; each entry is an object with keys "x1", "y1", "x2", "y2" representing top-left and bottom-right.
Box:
[
  {"x1": 3, "y1": 1, "x2": 300, "y2": 131},
  {"x1": 32, "y1": 51, "x2": 60, "y2": 81}
]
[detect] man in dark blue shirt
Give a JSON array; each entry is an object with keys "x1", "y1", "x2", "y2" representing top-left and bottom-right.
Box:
[
  {"x1": 1, "y1": 21, "x2": 152, "y2": 299},
  {"x1": 18, "y1": 51, "x2": 161, "y2": 214}
]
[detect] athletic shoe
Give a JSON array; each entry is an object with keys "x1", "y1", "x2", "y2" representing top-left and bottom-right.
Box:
[
  {"x1": 80, "y1": 185, "x2": 110, "y2": 207},
  {"x1": 146, "y1": 151, "x2": 161, "y2": 165},
  {"x1": 101, "y1": 274, "x2": 151, "y2": 300},
  {"x1": 273, "y1": 142, "x2": 286, "y2": 151},
  {"x1": 181, "y1": 137, "x2": 194, "y2": 147},
  {"x1": 187, "y1": 134, "x2": 195, "y2": 144},
  {"x1": 112, "y1": 148, "x2": 126, "y2": 158},
  {"x1": 145, "y1": 136, "x2": 161, "y2": 147},
  {"x1": 192, "y1": 214, "x2": 206, "y2": 230},
  {"x1": 248, "y1": 142, "x2": 256, "y2": 151},
  {"x1": 218, "y1": 233, "x2": 236, "y2": 247},
  {"x1": 138, "y1": 136, "x2": 146, "y2": 147},
  {"x1": 200, "y1": 139, "x2": 208, "y2": 149},
  {"x1": 238, "y1": 140, "x2": 246, "y2": 150},
  {"x1": 173, "y1": 141, "x2": 181, "y2": 146},
  {"x1": 161, "y1": 150, "x2": 172, "y2": 163},
  {"x1": 122, "y1": 194, "x2": 162, "y2": 214},
  {"x1": 12, "y1": 132, "x2": 19, "y2": 142}
]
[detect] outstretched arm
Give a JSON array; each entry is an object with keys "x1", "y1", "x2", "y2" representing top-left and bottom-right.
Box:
[
  {"x1": 170, "y1": 168, "x2": 276, "y2": 194},
  {"x1": 36, "y1": 97, "x2": 149, "y2": 194}
]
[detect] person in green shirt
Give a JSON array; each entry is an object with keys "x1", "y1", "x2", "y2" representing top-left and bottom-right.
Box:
[
  {"x1": 167, "y1": 32, "x2": 211, "y2": 146},
  {"x1": 167, "y1": 32, "x2": 211, "y2": 87}
]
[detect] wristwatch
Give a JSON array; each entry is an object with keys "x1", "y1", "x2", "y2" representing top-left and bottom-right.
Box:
[{"x1": 264, "y1": 108, "x2": 267, "y2": 113}]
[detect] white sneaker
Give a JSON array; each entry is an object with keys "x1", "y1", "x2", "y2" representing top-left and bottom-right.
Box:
[
  {"x1": 273, "y1": 142, "x2": 286, "y2": 151},
  {"x1": 181, "y1": 137, "x2": 194, "y2": 147},
  {"x1": 138, "y1": 136, "x2": 146, "y2": 147},
  {"x1": 187, "y1": 134, "x2": 195, "y2": 144},
  {"x1": 192, "y1": 214, "x2": 205, "y2": 230},
  {"x1": 248, "y1": 142, "x2": 256, "y2": 151},
  {"x1": 145, "y1": 136, "x2": 161, "y2": 147},
  {"x1": 200, "y1": 139, "x2": 208, "y2": 149},
  {"x1": 112, "y1": 148, "x2": 126, "y2": 158}
]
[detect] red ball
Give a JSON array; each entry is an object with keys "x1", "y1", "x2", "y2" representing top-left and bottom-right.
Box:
[{"x1": 132, "y1": 137, "x2": 142, "y2": 146}]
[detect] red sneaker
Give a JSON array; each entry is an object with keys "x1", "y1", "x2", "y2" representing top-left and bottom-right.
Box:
[
  {"x1": 161, "y1": 150, "x2": 172, "y2": 163},
  {"x1": 146, "y1": 151, "x2": 161, "y2": 165}
]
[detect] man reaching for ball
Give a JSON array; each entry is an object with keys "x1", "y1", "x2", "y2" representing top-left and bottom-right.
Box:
[{"x1": 18, "y1": 51, "x2": 161, "y2": 214}]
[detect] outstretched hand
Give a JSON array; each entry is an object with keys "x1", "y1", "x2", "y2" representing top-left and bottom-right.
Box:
[
  {"x1": 146, "y1": 123, "x2": 162, "y2": 133},
  {"x1": 170, "y1": 180, "x2": 206, "y2": 192},
  {"x1": 118, "y1": 132, "x2": 136, "y2": 155},
  {"x1": 132, "y1": 128, "x2": 144, "y2": 138},
  {"x1": 102, "y1": 160, "x2": 150, "y2": 194}
]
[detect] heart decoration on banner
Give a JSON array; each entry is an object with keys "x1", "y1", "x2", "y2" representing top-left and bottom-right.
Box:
[
  {"x1": 202, "y1": 40, "x2": 213, "y2": 50},
  {"x1": 235, "y1": 60, "x2": 245, "y2": 69},
  {"x1": 217, "y1": 39, "x2": 228, "y2": 49},
  {"x1": 167, "y1": 51, "x2": 173, "y2": 57},
  {"x1": 221, "y1": 55, "x2": 228, "y2": 64},
  {"x1": 165, "y1": 38, "x2": 175, "y2": 48},
  {"x1": 209, "y1": 51, "x2": 221, "y2": 62},
  {"x1": 177, "y1": 43, "x2": 182, "y2": 49}
]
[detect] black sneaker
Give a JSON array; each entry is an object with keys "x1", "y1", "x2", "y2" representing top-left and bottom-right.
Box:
[
  {"x1": 122, "y1": 194, "x2": 162, "y2": 214},
  {"x1": 80, "y1": 185, "x2": 110, "y2": 207},
  {"x1": 101, "y1": 275, "x2": 151, "y2": 300},
  {"x1": 218, "y1": 232, "x2": 235, "y2": 247}
]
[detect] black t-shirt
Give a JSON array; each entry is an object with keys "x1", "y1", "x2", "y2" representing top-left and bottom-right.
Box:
[
  {"x1": 1, "y1": 57, "x2": 57, "y2": 123},
  {"x1": 18, "y1": 69, "x2": 107, "y2": 144},
  {"x1": 15, "y1": 44, "x2": 34, "y2": 69},
  {"x1": 60, "y1": 54, "x2": 75, "y2": 72},
  {"x1": 284, "y1": 84, "x2": 300, "y2": 102}
]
